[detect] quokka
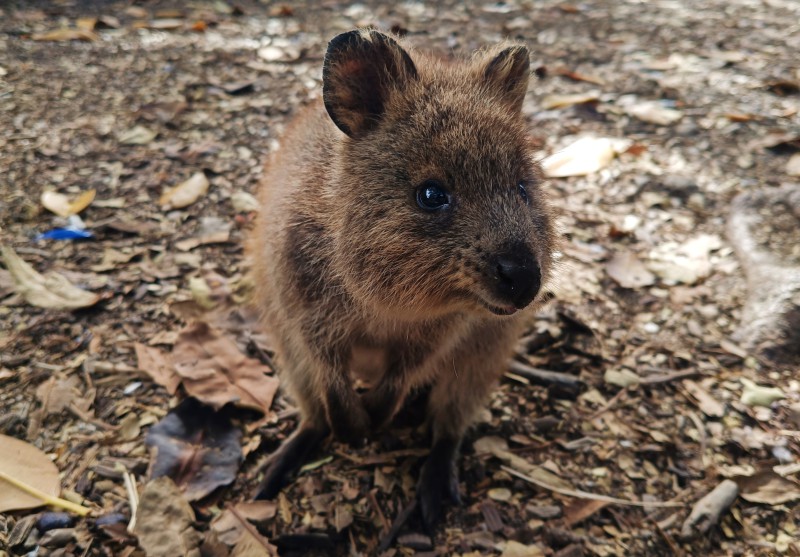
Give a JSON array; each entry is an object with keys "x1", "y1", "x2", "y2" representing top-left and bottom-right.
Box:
[{"x1": 249, "y1": 29, "x2": 556, "y2": 529}]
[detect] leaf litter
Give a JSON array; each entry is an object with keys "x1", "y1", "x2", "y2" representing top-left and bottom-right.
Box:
[{"x1": 2, "y1": 1, "x2": 800, "y2": 556}]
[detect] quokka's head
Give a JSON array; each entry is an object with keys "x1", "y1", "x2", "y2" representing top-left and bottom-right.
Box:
[{"x1": 324, "y1": 29, "x2": 556, "y2": 320}]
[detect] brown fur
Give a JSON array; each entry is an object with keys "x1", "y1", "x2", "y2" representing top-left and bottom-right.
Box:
[{"x1": 249, "y1": 29, "x2": 557, "y2": 528}]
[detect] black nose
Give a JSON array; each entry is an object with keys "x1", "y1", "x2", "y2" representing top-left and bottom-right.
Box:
[{"x1": 492, "y1": 252, "x2": 541, "y2": 309}]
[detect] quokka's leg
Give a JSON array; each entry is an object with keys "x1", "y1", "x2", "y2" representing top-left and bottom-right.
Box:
[
  {"x1": 254, "y1": 420, "x2": 329, "y2": 500},
  {"x1": 416, "y1": 339, "x2": 511, "y2": 530}
]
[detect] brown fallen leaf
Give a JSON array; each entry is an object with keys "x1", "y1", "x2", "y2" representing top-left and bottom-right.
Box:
[
  {"x1": 171, "y1": 322, "x2": 279, "y2": 414},
  {"x1": 682, "y1": 379, "x2": 725, "y2": 418},
  {"x1": 135, "y1": 343, "x2": 181, "y2": 395},
  {"x1": 606, "y1": 251, "x2": 656, "y2": 288},
  {"x1": 563, "y1": 498, "x2": 610, "y2": 528},
  {"x1": 541, "y1": 92, "x2": 599, "y2": 110},
  {"x1": 1, "y1": 246, "x2": 101, "y2": 310},
  {"x1": 735, "y1": 470, "x2": 800, "y2": 505},
  {"x1": 159, "y1": 172, "x2": 210, "y2": 210},
  {"x1": 145, "y1": 398, "x2": 242, "y2": 501},
  {"x1": 231, "y1": 526, "x2": 278, "y2": 557},
  {"x1": 0, "y1": 434, "x2": 61, "y2": 512},
  {"x1": 134, "y1": 477, "x2": 201, "y2": 556},
  {"x1": 41, "y1": 189, "x2": 96, "y2": 217},
  {"x1": 542, "y1": 137, "x2": 629, "y2": 178},
  {"x1": 31, "y1": 28, "x2": 98, "y2": 41}
]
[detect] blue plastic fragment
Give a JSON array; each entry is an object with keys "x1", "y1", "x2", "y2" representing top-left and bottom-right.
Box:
[{"x1": 35, "y1": 227, "x2": 94, "y2": 241}]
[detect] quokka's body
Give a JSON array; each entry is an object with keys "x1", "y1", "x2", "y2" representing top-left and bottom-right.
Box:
[{"x1": 250, "y1": 29, "x2": 556, "y2": 528}]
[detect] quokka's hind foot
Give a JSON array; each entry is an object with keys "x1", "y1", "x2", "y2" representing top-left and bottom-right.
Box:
[
  {"x1": 416, "y1": 435, "x2": 462, "y2": 533},
  {"x1": 254, "y1": 423, "x2": 329, "y2": 500}
]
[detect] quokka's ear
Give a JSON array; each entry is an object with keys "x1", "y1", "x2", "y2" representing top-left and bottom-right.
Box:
[
  {"x1": 323, "y1": 29, "x2": 418, "y2": 138},
  {"x1": 480, "y1": 44, "x2": 531, "y2": 112}
]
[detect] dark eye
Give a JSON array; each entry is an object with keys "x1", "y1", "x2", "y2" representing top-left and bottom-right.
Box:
[
  {"x1": 416, "y1": 180, "x2": 451, "y2": 211},
  {"x1": 517, "y1": 181, "x2": 530, "y2": 205}
]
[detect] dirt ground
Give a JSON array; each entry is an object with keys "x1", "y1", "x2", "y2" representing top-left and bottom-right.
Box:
[{"x1": 1, "y1": 1, "x2": 799, "y2": 556}]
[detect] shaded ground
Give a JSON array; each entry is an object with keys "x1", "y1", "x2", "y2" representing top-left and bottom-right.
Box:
[{"x1": 1, "y1": 1, "x2": 799, "y2": 556}]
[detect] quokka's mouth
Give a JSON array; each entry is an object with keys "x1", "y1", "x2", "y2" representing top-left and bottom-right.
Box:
[{"x1": 481, "y1": 301, "x2": 518, "y2": 316}]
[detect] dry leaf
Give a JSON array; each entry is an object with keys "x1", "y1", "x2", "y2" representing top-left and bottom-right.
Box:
[
  {"x1": 682, "y1": 380, "x2": 725, "y2": 418},
  {"x1": 1, "y1": 246, "x2": 101, "y2": 310},
  {"x1": 563, "y1": 498, "x2": 610, "y2": 527},
  {"x1": 159, "y1": 172, "x2": 210, "y2": 210},
  {"x1": 786, "y1": 153, "x2": 800, "y2": 176},
  {"x1": 32, "y1": 28, "x2": 98, "y2": 41},
  {"x1": 647, "y1": 234, "x2": 722, "y2": 285},
  {"x1": 135, "y1": 342, "x2": 180, "y2": 394},
  {"x1": 627, "y1": 101, "x2": 683, "y2": 125},
  {"x1": 500, "y1": 540, "x2": 545, "y2": 557},
  {"x1": 118, "y1": 125, "x2": 157, "y2": 145},
  {"x1": 231, "y1": 527, "x2": 278, "y2": 557},
  {"x1": 170, "y1": 322, "x2": 279, "y2": 414},
  {"x1": 740, "y1": 378, "x2": 785, "y2": 407},
  {"x1": 134, "y1": 477, "x2": 200, "y2": 557},
  {"x1": 40, "y1": 189, "x2": 96, "y2": 217},
  {"x1": 0, "y1": 434, "x2": 61, "y2": 512},
  {"x1": 606, "y1": 251, "x2": 656, "y2": 288},
  {"x1": 541, "y1": 92, "x2": 599, "y2": 110},
  {"x1": 146, "y1": 398, "x2": 242, "y2": 501},
  {"x1": 542, "y1": 137, "x2": 627, "y2": 178},
  {"x1": 736, "y1": 470, "x2": 800, "y2": 505}
]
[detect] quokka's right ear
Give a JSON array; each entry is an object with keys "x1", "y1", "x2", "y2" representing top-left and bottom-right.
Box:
[{"x1": 323, "y1": 29, "x2": 418, "y2": 139}]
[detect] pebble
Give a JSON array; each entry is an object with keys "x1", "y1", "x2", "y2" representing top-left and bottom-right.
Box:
[
  {"x1": 525, "y1": 504, "x2": 562, "y2": 519},
  {"x1": 36, "y1": 512, "x2": 73, "y2": 533}
]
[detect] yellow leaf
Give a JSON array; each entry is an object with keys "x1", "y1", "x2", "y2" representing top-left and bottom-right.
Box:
[
  {"x1": 1, "y1": 246, "x2": 101, "y2": 310},
  {"x1": 41, "y1": 189, "x2": 96, "y2": 217},
  {"x1": 159, "y1": 172, "x2": 210, "y2": 210}
]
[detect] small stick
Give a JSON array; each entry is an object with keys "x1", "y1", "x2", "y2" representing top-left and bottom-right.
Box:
[
  {"x1": 640, "y1": 369, "x2": 700, "y2": 385},
  {"x1": 507, "y1": 361, "x2": 583, "y2": 389},
  {"x1": 377, "y1": 498, "x2": 418, "y2": 553},
  {"x1": 123, "y1": 470, "x2": 139, "y2": 533},
  {"x1": 501, "y1": 466, "x2": 683, "y2": 508},
  {"x1": 587, "y1": 387, "x2": 628, "y2": 421},
  {"x1": 229, "y1": 504, "x2": 275, "y2": 550},
  {"x1": 679, "y1": 479, "x2": 739, "y2": 541},
  {"x1": 367, "y1": 489, "x2": 390, "y2": 533},
  {"x1": 0, "y1": 470, "x2": 91, "y2": 516}
]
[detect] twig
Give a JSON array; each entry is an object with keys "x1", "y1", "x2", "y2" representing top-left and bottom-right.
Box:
[
  {"x1": 229, "y1": 504, "x2": 275, "y2": 550},
  {"x1": 0, "y1": 469, "x2": 91, "y2": 516},
  {"x1": 507, "y1": 360, "x2": 583, "y2": 389},
  {"x1": 652, "y1": 516, "x2": 682, "y2": 556},
  {"x1": 679, "y1": 479, "x2": 739, "y2": 540},
  {"x1": 123, "y1": 470, "x2": 139, "y2": 533},
  {"x1": 640, "y1": 369, "x2": 700, "y2": 385},
  {"x1": 377, "y1": 498, "x2": 417, "y2": 553},
  {"x1": 587, "y1": 387, "x2": 628, "y2": 421},
  {"x1": 501, "y1": 466, "x2": 683, "y2": 508},
  {"x1": 367, "y1": 489, "x2": 390, "y2": 533}
]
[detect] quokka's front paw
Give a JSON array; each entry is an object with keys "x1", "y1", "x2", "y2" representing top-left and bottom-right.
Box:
[{"x1": 416, "y1": 445, "x2": 462, "y2": 532}]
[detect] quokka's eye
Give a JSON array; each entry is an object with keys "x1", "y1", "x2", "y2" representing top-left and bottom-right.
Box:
[
  {"x1": 517, "y1": 181, "x2": 530, "y2": 205},
  {"x1": 416, "y1": 180, "x2": 451, "y2": 211}
]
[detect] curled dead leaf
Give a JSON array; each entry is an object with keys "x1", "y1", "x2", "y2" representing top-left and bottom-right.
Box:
[
  {"x1": 41, "y1": 189, "x2": 96, "y2": 217},
  {"x1": 159, "y1": 172, "x2": 210, "y2": 210},
  {"x1": 1, "y1": 246, "x2": 101, "y2": 310}
]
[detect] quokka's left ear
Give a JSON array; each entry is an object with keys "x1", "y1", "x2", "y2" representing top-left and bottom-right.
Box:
[
  {"x1": 479, "y1": 43, "x2": 531, "y2": 113},
  {"x1": 323, "y1": 29, "x2": 418, "y2": 139}
]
